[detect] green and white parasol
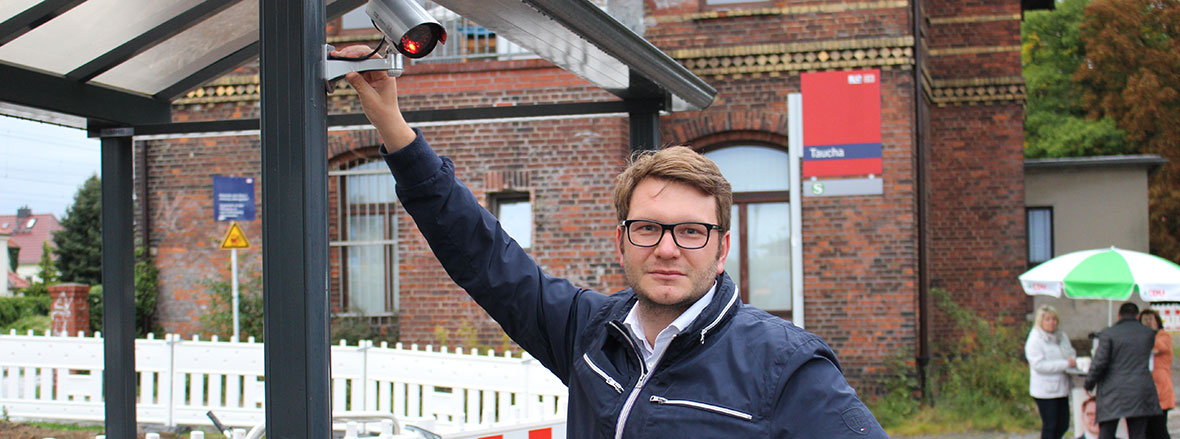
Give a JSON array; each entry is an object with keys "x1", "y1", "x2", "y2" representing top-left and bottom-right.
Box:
[{"x1": 1020, "y1": 247, "x2": 1180, "y2": 301}]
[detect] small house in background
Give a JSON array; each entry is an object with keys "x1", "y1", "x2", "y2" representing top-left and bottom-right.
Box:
[
  {"x1": 0, "y1": 206, "x2": 63, "y2": 286},
  {"x1": 1024, "y1": 154, "x2": 1169, "y2": 337}
]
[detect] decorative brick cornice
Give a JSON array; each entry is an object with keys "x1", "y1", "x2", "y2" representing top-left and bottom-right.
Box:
[
  {"x1": 670, "y1": 37, "x2": 913, "y2": 80},
  {"x1": 175, "y1": 75, "x2": 261, "y2": 105},
  {"x1": 652, "y1": 0, "x2": 908, "y2": 23},
  {"x1": 924, "y1": 74, "x2": 1026, "y2": 107},
  {"x1": 926, "y1": 14, "x2": 1020, "y2": 25}
]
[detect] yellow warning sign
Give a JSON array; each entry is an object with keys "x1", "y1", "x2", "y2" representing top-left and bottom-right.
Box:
[{"x1": 220, "y1": 221, "x2": 250, "y2": 249}]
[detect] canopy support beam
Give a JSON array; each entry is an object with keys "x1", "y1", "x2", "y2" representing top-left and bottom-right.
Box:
[
  {"x1": 100, "y1": 130, "x2": 136, "y2": 438},
  {"x1": 260, "y1": 0, "x2": 332, "y2": 437}
]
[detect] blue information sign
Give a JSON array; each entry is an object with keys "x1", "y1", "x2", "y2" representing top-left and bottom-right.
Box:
[{"x1": 213, "y1": 176, "x2": 255, "y2": 221}]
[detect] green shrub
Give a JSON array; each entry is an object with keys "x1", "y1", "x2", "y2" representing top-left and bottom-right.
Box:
[
  {"x1": 133, "y1": 247, "x2": 160, "y2": 336},
  {"x1": 0, "y1": 296, "x2": 50, "y2": 328},
  {"x1": 200, "y1": 268, "x2": 264, "y2": 341},
  {"x1": 0, "y1": 314, "x2": 51, "y2": 334},
  {"x1": 331, "y1": 314, "x2": 398, "y2": 346},
  {"x1": 869, "y1": 288, "x2": 1037, "y2": 435},
  {"x1": 929, "y1": 288, "x2": 1037, "y2": 431},
  {"x1": 86, "y1": 248, "x2": 163, "y2": 337},
  {"x1": 867, "y1": 349, "x2": 921, "y2": 428}
]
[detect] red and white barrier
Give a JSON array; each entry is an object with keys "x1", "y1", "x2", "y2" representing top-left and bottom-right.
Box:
[{"x1": 442, "y1": 419, "x2": 566, "y2": 439}]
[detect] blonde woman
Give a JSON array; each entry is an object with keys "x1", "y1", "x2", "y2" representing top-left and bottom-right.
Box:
[{"x1": 1026, "y1": 305, "x2": 1078, "y2": 439}]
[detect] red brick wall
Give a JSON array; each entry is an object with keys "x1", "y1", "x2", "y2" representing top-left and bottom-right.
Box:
[
  {"x1": 49, "y1": 283, "x2": 90, "y2": 337},
  {"x1": 142, "y1": 135, "x2": 262, "y2": 336},
  {"x1": 926, "y1": 103, "x2": 1029, "y2": 337},
  {"x1": 924, "y1": 0, "x2": 1031, "y2": 341}
]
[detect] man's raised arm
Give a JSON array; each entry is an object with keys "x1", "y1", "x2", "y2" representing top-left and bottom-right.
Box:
[{"x1": 333, "y1": 45, "x2": 416, "y2": 151}]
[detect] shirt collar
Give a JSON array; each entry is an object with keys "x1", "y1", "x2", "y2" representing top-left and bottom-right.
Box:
[{"x1": 623, "y1": 281, "x2": 717, "y2": 348}]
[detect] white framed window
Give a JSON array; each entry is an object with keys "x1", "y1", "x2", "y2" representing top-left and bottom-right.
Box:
[
  {"x1": 490, "y1": 192, "x2": 531, "y2": 250},
  {"x1": 1027, "y1": 207, "x2": 1053, "y2": 267},
  {"x1": 331, "y1": 160, "x2": 398, "y2": 315},
  {"x1": 705, "y1": 145, "x2": 791, "y2": 312}
]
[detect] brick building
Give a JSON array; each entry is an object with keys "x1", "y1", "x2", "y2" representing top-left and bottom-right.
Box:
[{"x1": 138, "y1": 0, "x2": 1046, "y2": 394}]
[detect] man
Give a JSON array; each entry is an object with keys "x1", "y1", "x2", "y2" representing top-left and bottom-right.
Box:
[
  {"x1": 1084, "y1": 302, "x2": 1162, "y2": 439},
  {"x1": 336, "y1": 45, "x2": 887, "y2": 438}
]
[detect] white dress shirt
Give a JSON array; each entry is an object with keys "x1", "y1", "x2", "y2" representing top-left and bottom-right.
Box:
[{"x1": 623, "y1": 282, "x2": 717, "y2": 371}]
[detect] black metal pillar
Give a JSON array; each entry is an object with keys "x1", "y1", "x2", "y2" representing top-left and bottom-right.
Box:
[
  {"x1": 100, "y1": 128, "x2": 136, "y2": 438},
  {"x1": 627, "y1": 70, "x2": 667, "y2": 152},
  {"x1": 260, "y1": 0, "x2": 331, "y2": 437},
  {"x1": 628, "y1": 99, "x2": 661, "y2": 152}
]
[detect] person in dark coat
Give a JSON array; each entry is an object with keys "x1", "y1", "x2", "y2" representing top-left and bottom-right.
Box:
[{"x1": 1084, "y1": 302, "x2": 1163, "y2": 439}]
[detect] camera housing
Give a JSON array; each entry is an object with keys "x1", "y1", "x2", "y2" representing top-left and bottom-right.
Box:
[{"x1": 365, "y1": 0, "x2": 447, "y2": 59}]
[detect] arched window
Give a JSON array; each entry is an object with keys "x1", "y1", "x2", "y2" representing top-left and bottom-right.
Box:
[
  {"x1": 330, "y1": 159, "x2": 398, "y2": 315},
  {"x1": 705, "y1": 145, "x2": 792, "y2": 312}
]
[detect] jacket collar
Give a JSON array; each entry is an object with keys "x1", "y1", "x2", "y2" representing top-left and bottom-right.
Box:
[
  {"x1": 1116, "y1": 316, "x2": 1140, "y2": 325},
  {"x1": 607, "y1": 272, "x2": 742, "y2": 345}
]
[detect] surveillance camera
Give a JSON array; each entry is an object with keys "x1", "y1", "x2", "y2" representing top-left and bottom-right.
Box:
[
  {"x1": 321, "y1": 0, "x2": 448, "y2": 92},
  {"x1": 366, "y1": 0, "x2": 447, "y2": 59}
]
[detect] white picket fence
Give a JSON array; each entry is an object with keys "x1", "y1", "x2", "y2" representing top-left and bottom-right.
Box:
[{"x1": 0, "y1": 330, "x2": 568, "y2": 433}]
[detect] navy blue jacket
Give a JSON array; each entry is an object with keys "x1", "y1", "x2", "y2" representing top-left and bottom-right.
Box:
[{"x1": 383, "y1": 131, "x2": 887, "y2": 438}]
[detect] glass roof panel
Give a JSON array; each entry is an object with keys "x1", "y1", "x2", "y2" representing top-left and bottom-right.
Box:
[
  {"x1": 0, "y1": 1, "x2": 41, "y2": 19},
  {"x1": 93, "y1": 0, "x2": 258, "y2": 96},
  {"x1": 0, "y1": 0, "x2": 192, "y2": 77}
]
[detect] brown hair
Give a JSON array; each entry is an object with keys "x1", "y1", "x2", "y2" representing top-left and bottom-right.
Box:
[
  {"x1": 612, "y1": 146, "x2": 733, "y2": 231},
  {"x1": 1140, "y1": 309, "x2": 1164, "y2": 329}
]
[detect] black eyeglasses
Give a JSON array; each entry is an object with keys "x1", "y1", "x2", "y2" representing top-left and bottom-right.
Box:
[{"x1": 621, "y1": 219, "x2": 723, "y2": 250}]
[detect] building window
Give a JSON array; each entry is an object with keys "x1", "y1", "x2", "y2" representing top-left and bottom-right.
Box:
[
  {"x1": 1027, "y1": 207, "x2": 1053, "y2": 267},
  {"x1": 704, "y1": 145, "x2": 791, "y2": 312},
  {"x1": 331, "y1": 160, "x2": 398, "y2": 315},
  {"x1": 490, "y1": 192, "x2": 531, "y2": 250}
]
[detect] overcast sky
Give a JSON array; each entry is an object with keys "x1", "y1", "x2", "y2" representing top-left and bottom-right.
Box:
[{"x1": 0, "y1": 115, "x2": 100, "y2": 219}]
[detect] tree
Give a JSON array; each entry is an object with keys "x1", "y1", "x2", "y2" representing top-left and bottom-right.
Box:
[
  {"x1": 1022, "y1": 0, "x2": 1128, "y2": 158},
  {"x1": 54, "y1": 174, "x2": 102, "y2": 285},
  {"x1": 21, "y1": 242, "x2": 59, "y2": 297},
  {"x1": 1076, "y1": 0, "x2": 1180, "y2": 263},
  {"x1": 88, "y1": 247, "x2": 161, "y2": 337}
]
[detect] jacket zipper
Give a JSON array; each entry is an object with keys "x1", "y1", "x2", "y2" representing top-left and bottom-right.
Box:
[
  {"x1": 698, "y1": 289, "x2": 739, "y2": 344},
  {"x1": 583, "y1": 353, "x2": 623, "y2": 393},
  {"x1": 610, "y1": 321, "x2": 649, "y2": 439},
  {"x1": 648, "y1": 395, "x2": 754, "y2": 421}
]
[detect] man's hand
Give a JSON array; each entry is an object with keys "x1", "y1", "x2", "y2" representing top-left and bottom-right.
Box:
[{"x1": 330, "y1": 44, "x2": 417, "y2": 151}]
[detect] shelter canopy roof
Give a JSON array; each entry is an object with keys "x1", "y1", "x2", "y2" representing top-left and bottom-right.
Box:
[{"x1": 0, "y1": 0, "x2": 713, "y2": 129}]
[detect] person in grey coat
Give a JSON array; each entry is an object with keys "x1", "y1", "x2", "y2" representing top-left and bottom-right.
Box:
[{"x1": 1084, "y1": 302, "x2": 1162, "y2": 439}]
